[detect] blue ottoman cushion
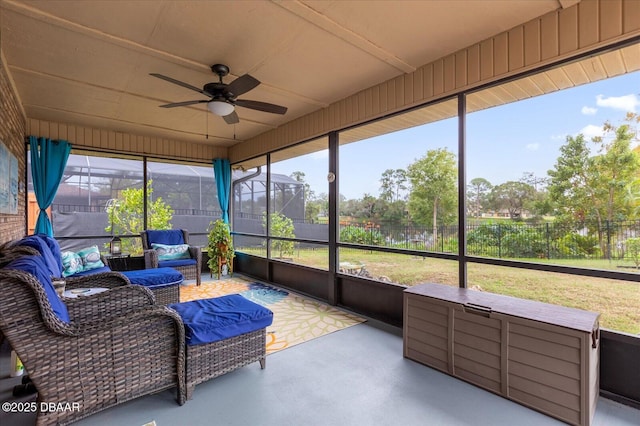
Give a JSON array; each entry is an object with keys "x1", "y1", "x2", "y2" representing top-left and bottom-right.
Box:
[
  {"x1": 122, "y1": 267, "x2": 184, "y2": 288},
  {"x1": 169, "y1": 294, "x2": 273, "y2": 346}
]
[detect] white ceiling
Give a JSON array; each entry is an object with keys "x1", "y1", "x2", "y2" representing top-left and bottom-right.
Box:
[{"x1": 1, "y1": 0, "x2": 569, "y2": 149}]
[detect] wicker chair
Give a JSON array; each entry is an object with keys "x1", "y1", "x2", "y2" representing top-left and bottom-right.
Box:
[
  {"x1": 0, "y1": 267, "x2": 186, "y2": 426},
  {"x1": 141, "y1": 229, "x2": 202, "y2": 286}
]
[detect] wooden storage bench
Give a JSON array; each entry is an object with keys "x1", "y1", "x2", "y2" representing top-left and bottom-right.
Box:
[{"x1": 403, "y1": 283, "x2": 600, "y2": 426}]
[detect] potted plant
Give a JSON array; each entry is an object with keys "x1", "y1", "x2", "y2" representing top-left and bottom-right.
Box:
[{"x1": 207, "y1": 219, "x2": 235, "y2": 279}]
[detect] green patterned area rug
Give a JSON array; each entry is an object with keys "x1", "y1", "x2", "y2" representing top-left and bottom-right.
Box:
[{"x1": 180, "y1": 277, "x2": 366, "y2": 354}]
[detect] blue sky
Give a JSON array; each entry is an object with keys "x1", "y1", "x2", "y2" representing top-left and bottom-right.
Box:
[{"x1": 273, "y1": 71, "x2": 640, "y2": 199}]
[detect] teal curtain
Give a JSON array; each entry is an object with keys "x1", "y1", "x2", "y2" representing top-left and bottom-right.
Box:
[
  {"x1": 213, "y1": 158, "x2": 231, "y2": 223},
  {"x1": 29, "y1": 136, "x2": 71, "y2": 236}
]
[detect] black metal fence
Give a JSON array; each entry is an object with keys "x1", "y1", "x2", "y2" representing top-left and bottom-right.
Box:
[
  {"x1": 49, "y1": 201, "x2": 640, "y2": 262},
  {"x1": 339, "y1": 220, "x2": 640, "y2": 260}
]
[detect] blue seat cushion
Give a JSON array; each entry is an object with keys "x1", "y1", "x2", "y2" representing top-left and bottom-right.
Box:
[
  {"x1": 67, "y1": 265, "x2": 112, "y2": 277},
  {"x1": 14, "y1": 235, "x2": 63, "y2": 277},
  {"x1": 122, "y1": 267, "x2": 183, "y2": 288},
  {"x1": 147, "y1": 229, "x2": 184, "y2": 245},
  {"x1": 6, "y1": 255, "x2": 70, "y2": 323},
  {"x1": 158, "y1": 258, "x2": 196, "y2": 268},
  {"x1": 169, "y1": 294, "x2": 273, "y2": 346}
]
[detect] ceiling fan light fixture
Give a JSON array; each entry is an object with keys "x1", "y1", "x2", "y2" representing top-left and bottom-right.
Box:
[{"x1": 207, "y1": 100, "x2": 234, "y2": 116}]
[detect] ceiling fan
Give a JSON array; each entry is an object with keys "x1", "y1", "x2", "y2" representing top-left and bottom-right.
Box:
[{"x1": 150, "y1": 64, "x2": 287, "y2": 124}]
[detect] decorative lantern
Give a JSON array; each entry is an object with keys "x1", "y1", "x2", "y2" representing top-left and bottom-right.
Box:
[{"x1": 110, "y1": 236, "x2": 121, "y2": 254}]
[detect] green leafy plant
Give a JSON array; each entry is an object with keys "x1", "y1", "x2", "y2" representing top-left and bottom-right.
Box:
[
  {"x1": 207, "y1": 219, "x2": 235, "y2": 279},
  {"x1": 625, "y1": 237, "x2": 640, "y2": 269},
  {"x1": 340, "y1": 225, "x2": 383, "y2": 245},
  {"x1": 262, "y1": 212, "x2": 295, "y2": 258},
  {"x1": 105, "y1": 181, "x2": 173, "y2": 254}
]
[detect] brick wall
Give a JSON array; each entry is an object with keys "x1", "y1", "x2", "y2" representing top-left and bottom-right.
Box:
[{"x1": 0, "y1": 53, "x2": 26, "y2": 244}]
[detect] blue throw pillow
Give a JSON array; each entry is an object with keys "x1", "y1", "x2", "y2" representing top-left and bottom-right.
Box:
[
  {"x1": 76, "y1": 245, "x2": 105, "y2": 272},
  {"x1": 5, "y1": 255, "x2": 70, "y2": 323},
  {"x1": 152, "y1": 243, "x2": 190, "y2": 260},
  {"x1": 61, "y1": 251, "x2": 84, "y2": 277}
]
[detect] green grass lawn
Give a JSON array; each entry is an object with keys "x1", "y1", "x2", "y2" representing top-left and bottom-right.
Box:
[{"x1": 240, "y1": 246, "x2": 640, "y2": 334}]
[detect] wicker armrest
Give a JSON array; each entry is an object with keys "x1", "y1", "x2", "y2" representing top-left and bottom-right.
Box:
[
  {"x1": 143, "y1": 249, "x2": 160, "y2": 268},
  {"x1": 188, "y1": 245, "x2": 202, "y2": 261},
  {"x1": 65, "y1": 271, "x2": 131, "y2": 290},
  {"x1": 66, "y1": 285, "x2": 155, "y2": 322},
  {"x1": 70, "y1": 304, "x2": 183, "y2": 337}
]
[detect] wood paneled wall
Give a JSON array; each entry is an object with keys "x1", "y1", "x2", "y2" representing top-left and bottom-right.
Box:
[
  {"x1": 26, "y1": 119, "x2": 227, "y2": 163},
  {"x1": 230, "y1": 0, "x2": 640, "y2": 163}
]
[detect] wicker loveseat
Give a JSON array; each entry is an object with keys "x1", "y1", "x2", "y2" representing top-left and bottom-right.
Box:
[
  {"x1": 0, "y1": 254, "x2": 186, "y2": 426},
  {"x1": 141, "y1": 229, "x2": 202, "y2": 286}
]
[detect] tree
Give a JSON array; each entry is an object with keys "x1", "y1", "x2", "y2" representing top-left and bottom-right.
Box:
[
  {"x1": 305, "y1": 192, "x2": 327, "y2": 223},
  {"x1": 625, "y1": 237, "x2": 640, "y2": 269},
  {"x1": 519, "y1": 172, "x2": 552, "y2": 219},
  {"x1": 263, "y1": 212, "x2": 295, "y2": 258},
  {"x1": 489, "y1": 181, "x2": 535, "y2": 219},
  {"x1": 467, "y1": 178, "x2": 492, "y2": 218},
  {"x1": 591, "y1": 117, "x2": 640, "y2": 224},
  {"x1": 379, "y1": 199, "x2": 408, "y2": 225},
  {"x1": 547, "y1": 133, "x2": 593, "y2": 223},
  {"x1": 406, "y1": 148, "x2": 457, "y2": 243},
  {"x1": 105, "y1": 181, "x2": 173, "y2": 254},
  {"x1": 360, "y1": 193, "x2": 379, "y2": 219},
  {"x1": 339, "y1": 194, "x2": 382, "y2": 221},
  {"x1": 547, "y1": 115, "x2": 640, "y2": 257},
  {"x1": 520, "y1": 172, "x2": 548, "y2": 192},
  {"x1": 380, "y1": 169, "x2": 408, "y2": 203},
  {"x1": 289, "y1": 171, "x2": 320, "y2": 223}
]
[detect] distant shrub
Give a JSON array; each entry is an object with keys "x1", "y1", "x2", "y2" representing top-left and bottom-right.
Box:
[
  {"x1": 625, "y1": 237, "x2": 640, "y2": 268},
  {"x1": 556, "y1": 233, "x2": 598, "y2": 258},
  {"x1": 340, "y1": 225, "x2": 383, "y2": 245}
]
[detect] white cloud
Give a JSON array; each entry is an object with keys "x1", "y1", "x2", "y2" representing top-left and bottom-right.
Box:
[
  {"x1": 526, "y1": 143, "x2": 540, "y2": 151},
  {"x1": 581, "y1": 106, "x2": 597, "y2": 115},
  {"x1": 595, "y1": 94, "x2": 639, "y2": 113},
  {"x1": 311, "y1": 149, "x2": 328, "y2": 160},
  {"x1": 579, "y1": 124, "x2": 604, "y2": 139}
]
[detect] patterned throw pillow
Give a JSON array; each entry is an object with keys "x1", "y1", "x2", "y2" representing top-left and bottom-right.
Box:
[
  {"x1": 151, "y1": 243, "x2": 191, "y2": 260},
  {"x1": 76, "y1": 245, "x2": 105, "y2": 271},
  {"x1": 61, "y1": 251, "x2": 83, "y2": 277}
]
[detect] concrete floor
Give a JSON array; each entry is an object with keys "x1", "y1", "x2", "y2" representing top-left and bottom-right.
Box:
[{"x1": 1, "y1": 280, "x2": 639, "y2": 426}]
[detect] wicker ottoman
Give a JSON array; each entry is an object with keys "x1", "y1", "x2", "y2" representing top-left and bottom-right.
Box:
[
  {"x1": 169, "y1": 294, "x2": 273, "y2": 400},
  {"x1": 122, "y1": 267, "x2": 183, "y2": 305}
]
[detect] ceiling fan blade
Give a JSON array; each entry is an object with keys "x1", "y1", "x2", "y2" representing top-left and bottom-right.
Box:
[
  {"x1": 159, "y1": 100, "x2": 209, "y2": 108},
  {"x1": 227, "y1": 74, "x2": 260, "y2": 97},
  {"x1": 223, "y1": 110, "x2": 240, "y2": 124},
  {"x1": 150, "y1": 73, "x2": 209, "y2": 96},
  {"x1": 235, "y1": 99, "x2": 287, "y2": 115}
]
